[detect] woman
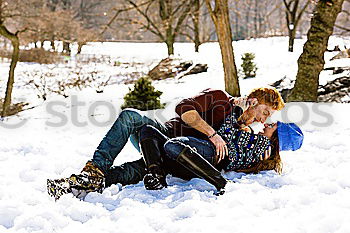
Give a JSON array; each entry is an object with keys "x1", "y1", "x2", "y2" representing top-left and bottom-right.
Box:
[
  {"x1": 136, "y1": 106, "x2": 303, "y2": 195},
  {"x1": 139, "y1": 119, "x2": 303, "y2": 195}
]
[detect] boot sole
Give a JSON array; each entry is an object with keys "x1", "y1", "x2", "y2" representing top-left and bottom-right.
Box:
[{"x1": 47, "y1": 178, "x2": 71, "y2": 201}]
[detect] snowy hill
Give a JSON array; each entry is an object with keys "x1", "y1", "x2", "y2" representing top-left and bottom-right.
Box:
[{"x1": 0, "y1": 37, "x2": 350, "y2": 233}]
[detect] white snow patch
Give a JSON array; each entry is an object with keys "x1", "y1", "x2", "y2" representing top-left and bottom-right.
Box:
[{"x1": 1, "y1": 36, "x2": 350, "y2": 233}]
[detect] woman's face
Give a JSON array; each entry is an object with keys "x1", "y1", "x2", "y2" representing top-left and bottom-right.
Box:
[{"x1": 260, "y1": 123, "x2": 278, "y2": 139}]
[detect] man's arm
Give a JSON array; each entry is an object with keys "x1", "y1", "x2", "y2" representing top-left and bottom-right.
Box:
[
  {"x1": 175, "y1": 89, "x2": 230, "y2": 116},
  {"x1": 176, "y1": 89, "x2": 231, "y2": 162},
  {"x1": 180, "y1": 110, "x2": 216, "y2": 137}
]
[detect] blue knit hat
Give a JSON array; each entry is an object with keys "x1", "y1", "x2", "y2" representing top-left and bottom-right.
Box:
[{"x1": 277, "y1": 121, "x2": 304, "y2": 151}]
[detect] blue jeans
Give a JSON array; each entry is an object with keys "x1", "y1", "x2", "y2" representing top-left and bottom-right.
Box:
[
  {"x1": 92, "y1": 108, "x2": 170, "y2": 174},
  {"x1": 164, "y1": 136, "x2": 216, "y2": 165}
]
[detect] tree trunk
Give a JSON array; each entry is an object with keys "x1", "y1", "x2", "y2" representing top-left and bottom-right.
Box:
[
  {"x1": 63, "y1": 41, "x2": 71, "y2": 55},
  {"x1": 287, "y1": 0, "x2": 345, "y2": 102},
  {"x1": 193, "y1": 0, "x2": 200, "y2": 52},
  {"x1": 50, "y1": 40, "x2": 56, "y2": 51},
  {"x1": 234, "y1": 6, "x2": 239, "y2": 39},
  {"x1": 159, "y1": 0, "x2": 174, "y2": 56},
  {"x1": 288, "y1": 28, "x2": 296, "y2": 52},
  {"x1": 0, "y1": 26, "x2": 20, "y2": 117},
  {"x1": 166, "y1": 28, "x2": 175, "y2": 55},
  {"x1": 284, "y1": 0, "x2": 310, "y2": 52},
  {"x1": 245, "y1": 4, "x2": 251, "y2": 39},
  {"x1": 254, "y1": 0, "x2": 259, "y2": 37},
  {"x1": 205, "y1": 0, "x2": 240, "y2": 96},
  {"x1": 77, "y1": 41, "x2": 86, "y2": 54},
  {"x1": 166, "y1": 39, "x2": 174, "y2": 55}
]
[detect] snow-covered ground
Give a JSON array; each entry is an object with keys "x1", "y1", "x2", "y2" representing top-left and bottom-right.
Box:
[{"x1": 0, "y1": 37, "x2": 350, "y2": 233}]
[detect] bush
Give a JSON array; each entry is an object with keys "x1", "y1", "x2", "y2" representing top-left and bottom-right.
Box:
[
  {"x1": 0, "y1": 48, "x2": 63, "y2": 64},
  {"x1": 121, "y1": 76, "x2": 165, "y2": 110},
  {"x1": 241, "y1": 53, "x2": 258, "y2": 79},
  {"x1": 19, "y1": 48, "x2": 63, "y2": 64}
]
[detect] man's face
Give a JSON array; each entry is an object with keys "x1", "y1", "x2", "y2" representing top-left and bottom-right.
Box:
[{"x1": 239, "y1": 104, "x2": 275, "y2": 126}]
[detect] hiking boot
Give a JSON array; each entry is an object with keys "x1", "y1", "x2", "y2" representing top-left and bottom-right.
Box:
[
  {"x1": 69, "y1": 161, "x2": 106, "y2": 199},
  {"x1": 47, "y1": 161, "x2": 105, "y2": 201}
]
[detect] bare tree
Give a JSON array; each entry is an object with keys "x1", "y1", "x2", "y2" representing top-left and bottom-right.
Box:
[
  {"x1": 0, "y1": 0, "x2": 96, "y2": 116},
  {"x1": 69, "y1": 0, "x2": 109, "y2": 53},
  {"x1": 198, "y1": 3, "x2": 216, "y2": 42},
  {"x1": 283, "y1": 0, "x2": 311, "y2": 52},
  {"x1": 192, "y1": 0, "x2": 201, "y2": 51},
  {"x1": 181, "y1": 0, "x2": 202, "y2": 52},
  {"x1": 259, "y1": 1, "x2": 284, "y2": 36},
  {"x1": 40, "y1": 0, "x2": 104, "y2": 54},
  {"x1": 104, "y1": 0, "x2": 195, "y2": 55},
  {"x1": 205, "y1": 0, "x2": 240, "y2": 96},
  {"x1": 254, "y1": 0, "x2": 259, "y2": 37},
  {"x1": 287, "y1": 0, "x2": 345, "y2": 102},
  {"x1": 229, "y1": 0, "x2": 286, "y2": 40},
  {"x1": 0, "y1": 0, "x2": 33, "y2": 117},
  {"x1": 179, "y1": 0, "x2": 213, "y2": 52}
]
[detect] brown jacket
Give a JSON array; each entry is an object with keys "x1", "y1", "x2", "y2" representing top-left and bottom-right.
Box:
[{"x1": 165, "y1": 88, "x2": 243, "y2": 140}]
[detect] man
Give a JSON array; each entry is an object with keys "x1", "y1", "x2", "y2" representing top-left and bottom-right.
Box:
[
  {"x1": 47, "y1": 87, "x2": 285, "y2": 200},
  {"x1": 167, "y1": 87, "x2": 284, "y2": 163}
]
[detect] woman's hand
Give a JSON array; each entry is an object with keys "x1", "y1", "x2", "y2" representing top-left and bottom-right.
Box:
[
  {"x1": 260, "y1": 145, "x2": 271, "y2": 160},
  {"x1": 209, "y1": 134, "x2": 228, "y2": 163},
  {"x1": 241, "y1": 126, "x2": 252, "y2": 133}
]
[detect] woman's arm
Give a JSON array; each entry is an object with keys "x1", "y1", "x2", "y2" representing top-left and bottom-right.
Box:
[{"x1": 218, "y1": 125, "x2": 271, "y2": 170}]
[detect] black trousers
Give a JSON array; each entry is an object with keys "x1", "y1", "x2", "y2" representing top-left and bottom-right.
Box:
[{"x1": 105, "y1": 125, "x2": 197, "y2": 187}]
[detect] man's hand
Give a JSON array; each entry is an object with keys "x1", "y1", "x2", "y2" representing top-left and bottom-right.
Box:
[
  {"x1": 234, "y1": 97, "x2": 258, "y2": 112},
  {"x1": 209, "y1": 134, "x2": 228, "y2": 163}
]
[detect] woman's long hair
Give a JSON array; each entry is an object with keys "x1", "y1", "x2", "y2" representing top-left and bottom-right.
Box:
[{"x1": 237, "y1": 130, "x2": 283, "y2": 174}]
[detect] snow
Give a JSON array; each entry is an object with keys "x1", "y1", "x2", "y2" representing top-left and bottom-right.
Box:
[{"x1": 1, "y1": 36, "x2": 350, "y2": 233}]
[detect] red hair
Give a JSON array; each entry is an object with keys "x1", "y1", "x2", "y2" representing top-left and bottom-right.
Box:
[{"x1": 247, "y1": 87, "x2": 285, "y2": 111}]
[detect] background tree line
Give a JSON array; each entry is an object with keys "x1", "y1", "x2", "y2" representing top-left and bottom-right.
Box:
[
  {"x1": 1, "y1": 0, "x2": 350, "y2": 116},
  {"x1": 2, "y1": 0, "x2": 349, "y2": 49}
]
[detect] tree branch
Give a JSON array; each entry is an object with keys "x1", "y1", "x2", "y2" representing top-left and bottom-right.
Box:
[
  {"x1": 174, "y1": 0, "x2": 194, "y2": 34},
  {"x1": 179, "y1": 31, "x2": 194, "y2": 42},
  {"x1": 204, "y1": 0, "x2": 217, "y2": 23},
  {"x1": 120, "y1": 17, "x2": 164, "y2": 39},
  {"x1": 283, "y1": 0, "x2": 293, "y2": 13},
  {"x1": 292, "y1": 0, "x2": 300, "y2": 19},
  {"x1": 100, "y1": 0, "x2": 152, "y2": 35},
  {"x1": 125, "y1": 0, "x2": 164, "y2": 41},
  {"x1": 172, "y1": 0, "x2": 187, "y2": 16},
  {"x1": 335, "y1": 23, "x2": 350, "y2": 32},
  {"x1": 295, "y1": 0, "x2": 310, "y2": 25}
]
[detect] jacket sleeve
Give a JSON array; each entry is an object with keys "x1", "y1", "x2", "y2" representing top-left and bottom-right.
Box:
[
  {"x1": 175, "y1": 88, "x2": 231, "y2": 116},
  {"x1": 218, "y1": 125, "x2": 270, "y2": 165}
]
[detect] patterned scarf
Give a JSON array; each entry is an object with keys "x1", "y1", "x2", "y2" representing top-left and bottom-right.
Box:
[{"x1": 217, "y1": 112, "x2": 270, "y2": 171}]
